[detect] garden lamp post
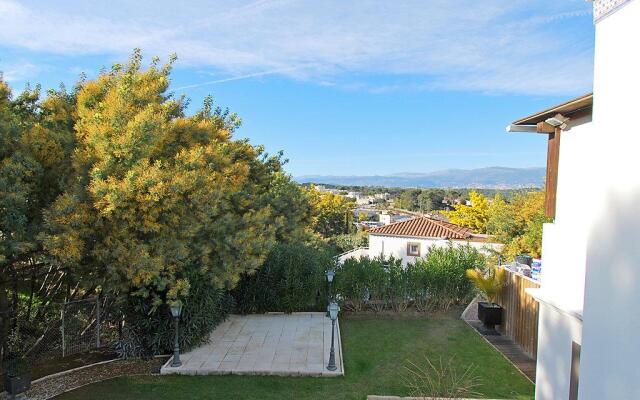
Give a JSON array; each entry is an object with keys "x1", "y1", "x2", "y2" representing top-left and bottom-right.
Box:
[
  {"x1": 326, "y1": 301, "x2": 340, "y2": 371},
  {"x1": 170, "y1": 301, "x2": 183, "y2": 368}
]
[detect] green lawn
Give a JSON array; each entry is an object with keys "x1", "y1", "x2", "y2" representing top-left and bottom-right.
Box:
[{"x1": 56, "y1": 315, "x2": 534, "y2": 400}]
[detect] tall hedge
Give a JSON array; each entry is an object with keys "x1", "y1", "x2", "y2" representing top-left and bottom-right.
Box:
[
  {"x1": 412, "y1": 244, "x2": 485, "y2": 310},
  {"x1": 232, "y1": 243, "x2": 334, "y2": 314},
  {"x1": 335, "y1": 244, "x2": 486, "y2": 312},
  {"x1": 117, "y1": 270, "x2": 235, "y2": 358}
]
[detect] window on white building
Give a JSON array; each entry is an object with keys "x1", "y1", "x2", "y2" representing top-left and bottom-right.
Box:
[{"x1": 407, "y1": 242, "x2": 420, "y2": 256}]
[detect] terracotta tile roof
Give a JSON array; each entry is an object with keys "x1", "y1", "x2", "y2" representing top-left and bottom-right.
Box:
[{"x1": 368, "y1": 216, "x2": 474, "y2": 240}]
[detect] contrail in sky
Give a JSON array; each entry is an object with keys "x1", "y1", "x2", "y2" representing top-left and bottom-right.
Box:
[{"x1": 174, "y1": 67, "x2": 298, "y2": 90}]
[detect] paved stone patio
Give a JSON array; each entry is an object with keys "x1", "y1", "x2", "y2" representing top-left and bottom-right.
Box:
[{"x1": 160, "y1": 312, "x2": 343, "y2": 377}]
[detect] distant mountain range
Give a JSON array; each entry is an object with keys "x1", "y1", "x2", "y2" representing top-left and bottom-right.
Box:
[{"x1": 295, "y1": 167, "x2": 545, "y2": 189}]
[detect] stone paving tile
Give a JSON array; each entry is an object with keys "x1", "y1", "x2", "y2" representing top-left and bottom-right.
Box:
[
  {"x1": 219, "y1": 359, "x2": 240, "y2": 370},
  {"x1": 161, "y1": 312, "x2": 343, "y2": 376}
]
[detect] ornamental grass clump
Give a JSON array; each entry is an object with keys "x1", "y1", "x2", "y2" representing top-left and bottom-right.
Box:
[{"x1": 403, "y1": 355, "x2": 482, "y2": 399}]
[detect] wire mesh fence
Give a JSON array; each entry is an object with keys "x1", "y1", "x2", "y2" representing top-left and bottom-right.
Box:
[
  {"x1": 10, "y1": 296, "x2": 121, "y2": 364},
  {"x1": 60, "y1": 297, "x2": 120, "y2": 357}
]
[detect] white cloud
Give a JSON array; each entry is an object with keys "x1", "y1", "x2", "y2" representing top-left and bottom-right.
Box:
[
  {"x1": 0, "y1": 0, "x2": 594, "y2": 95},
  {"x1": 0, "y1": 60, "x2": 40, "y2": 83}
]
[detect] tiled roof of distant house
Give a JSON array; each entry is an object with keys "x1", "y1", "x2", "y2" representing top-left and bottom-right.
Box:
[{"x1": 368, "y1": 216, "x2": 474, "y2": 240}]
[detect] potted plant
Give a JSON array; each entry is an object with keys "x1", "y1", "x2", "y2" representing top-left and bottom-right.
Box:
[
  {"x1": 4, "y1": 358, "x2": 32, "y2": 396},
  {"x1": 466, "y1": 266, "x2": 505, "y2": 333}
]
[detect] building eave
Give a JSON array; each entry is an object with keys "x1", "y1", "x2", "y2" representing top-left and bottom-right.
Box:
[{"x1": 509, "y1": 93, "x2": 593, "y2": 132}]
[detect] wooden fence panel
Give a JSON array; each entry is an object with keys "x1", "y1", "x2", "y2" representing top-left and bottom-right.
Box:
[{"x1": 495, "y1": 267, "x2": 540, "y2": 359}]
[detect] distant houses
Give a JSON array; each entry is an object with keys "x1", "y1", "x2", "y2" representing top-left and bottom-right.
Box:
[
  {"x1": 378, "y1": 212, "x2": 412, "y2": 226},
  {"x1": 314, "y1": 185, "x2": 390, "y2": 206}
]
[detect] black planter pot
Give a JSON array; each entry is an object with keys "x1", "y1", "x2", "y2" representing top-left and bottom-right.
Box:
[
  {"x1": 5, "y1": 372, "x2": 31, "y2": 396},
  {"x1": 478, "y1": 302, "x2": 503, "y2": 331}
]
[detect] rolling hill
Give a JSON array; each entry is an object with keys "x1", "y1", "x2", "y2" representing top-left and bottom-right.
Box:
[{"x1": 295, "y1": 167, "x2": 545, "y2": 189}]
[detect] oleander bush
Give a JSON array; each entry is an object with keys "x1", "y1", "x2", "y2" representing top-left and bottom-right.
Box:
[
  {"x1": 412, "y1": 244, "x2": 487, "y2": 311},
  {"x1": 334, "y1": 244, "x2": 486, "y2": 312},
  {"x1": 334, "y1": 256, "x2": 384, "y2": 311},
  {"x1": 231, "y1": 243, "x2": 334, "y2": 314},
  {"x1": 386, "y1": 259, "x2": 411, "y2": 312},
  {"x1": 117, "y1": 271, "x2": 235, "y2": 358}
]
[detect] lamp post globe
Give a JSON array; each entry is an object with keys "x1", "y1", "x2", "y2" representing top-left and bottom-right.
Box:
[
  {"x1": 328, "y1": 301, "x2": 340, "y2": 321},
  {"x1": 325, "y1": 268, "x2": 336, "y2": 317},
  {"x1": 170, "y1": 301, "x2": 183, "y2": 368},
  {"x1": 170, "y1": 302, "x2": 183, "y2": 318},
  {"x1": 325, "y1": 268, "x2": 335, "y2": 284}
]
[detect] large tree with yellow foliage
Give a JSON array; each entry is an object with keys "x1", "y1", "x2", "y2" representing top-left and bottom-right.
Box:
[
  {"x1": 442, "y1": 191, "x2": 489, "y2": 233},
  {"x1": 490, "y1": 191, "x2": 548, "y2": 259},
  {"x1": 306, "y1": 186, "x2": 354, "y2": 237},
  {"x1": 443, "y1": 190, "x2": 549, "y2": 259},
  {"x1": 0, "y1": 80, "x2": 76, "y2": 361},
  {"x1": 1, "y1": 52, "x2": 313, "y2": 357},
  {"x1": 43, "y1": 51, "x2": 292, "y2": 307}
]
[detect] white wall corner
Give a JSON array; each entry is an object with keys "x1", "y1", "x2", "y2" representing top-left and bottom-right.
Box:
[{"x1": 593, "y1": 0, "x2": 636, "y2": 23}]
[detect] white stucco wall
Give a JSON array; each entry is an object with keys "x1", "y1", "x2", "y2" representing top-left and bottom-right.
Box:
[
  {"x1": 538, "y1": 115, "x2": 595, "y2": 314},
  {"x1": 578, "y1": 1, "x2": 640, "y2": 398},
  {"x1": 368, "y1": 234, "x2": 501, "y2": 266},
  {"x1": 535, "y1": 304, "x2": 583, "y2": 400},
  {"x1": 528, "y1": 117, "x2": 596, "y2": 400}
]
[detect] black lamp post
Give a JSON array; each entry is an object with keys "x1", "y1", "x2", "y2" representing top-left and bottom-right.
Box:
[
  {"x1": 326, "y1": 301, "x2": 340, "y2": 371},
  {"x1": 170, "y1": 301, "x2": 183, "y2": 368}
]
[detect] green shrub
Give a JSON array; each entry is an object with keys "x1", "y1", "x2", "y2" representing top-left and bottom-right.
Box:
[
  {"x1": 385, "y1": 258, "x2": 411, "y2": 311},
  {"x1": 117, "y1": 274, "x2": 234, "y2": 358},
  {"x1": 412, "y1": 244, "x2": 486, "y2": 311},
  {"x1": 406, "y1": 262, "x2": 431, "y2": 312},
  {"x1": 329, "y1": 231, "x2": 369, "y2": 254},
  {"x1": 334, "y1": 245, "x2": 485, "y2": 313},
  {"x1": 231, "y1": 243, "x2": 334, "y2": 314},
  {"x1": 335, "y1": 256, "x2": 380, "y2": 311},
  {"x1": 334, "y1": 256, "x2": 407, "y2": 312}
]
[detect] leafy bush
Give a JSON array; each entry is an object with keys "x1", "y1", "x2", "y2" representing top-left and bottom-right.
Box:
[
  {"x1": 117, "y1": 273, "x2": 234, "y2": 358},
  {"x1": 334, "y1": 244, "x2": 485, "y2": 312},
  {"x1": 334, "y1": 256, "x2": 407, "y2": 312},
  {"x1": 386, "y1": 259, "x2": 411, "y2": 312},
  {"x1": 412, "y1": 244, "x2": 486, "y2": 311},
  {"x1": 231, "y1": 243, "x2": 334, "y2": 314},
  {"x1": 329, "y1": 231, "x2": 369, "y2": 254},
  {"x1": 335, "y1": 256, "x2": 381, "y2": 311}
]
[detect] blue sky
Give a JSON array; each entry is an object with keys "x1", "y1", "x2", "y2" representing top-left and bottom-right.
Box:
[{"x1": 0, "y1": 0, "x2": 595, "y2": 176}]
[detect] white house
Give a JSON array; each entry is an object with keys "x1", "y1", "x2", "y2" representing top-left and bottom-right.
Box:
[
  {"x1": 506, "y1": 1, "x2": 640, "y2": 398},
  {"x1": 339, "y1": 216, "x2": 501, "y2": 265},
  {"x1": 378, "y1": 212, "x2": 412, "y2": 226}
]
